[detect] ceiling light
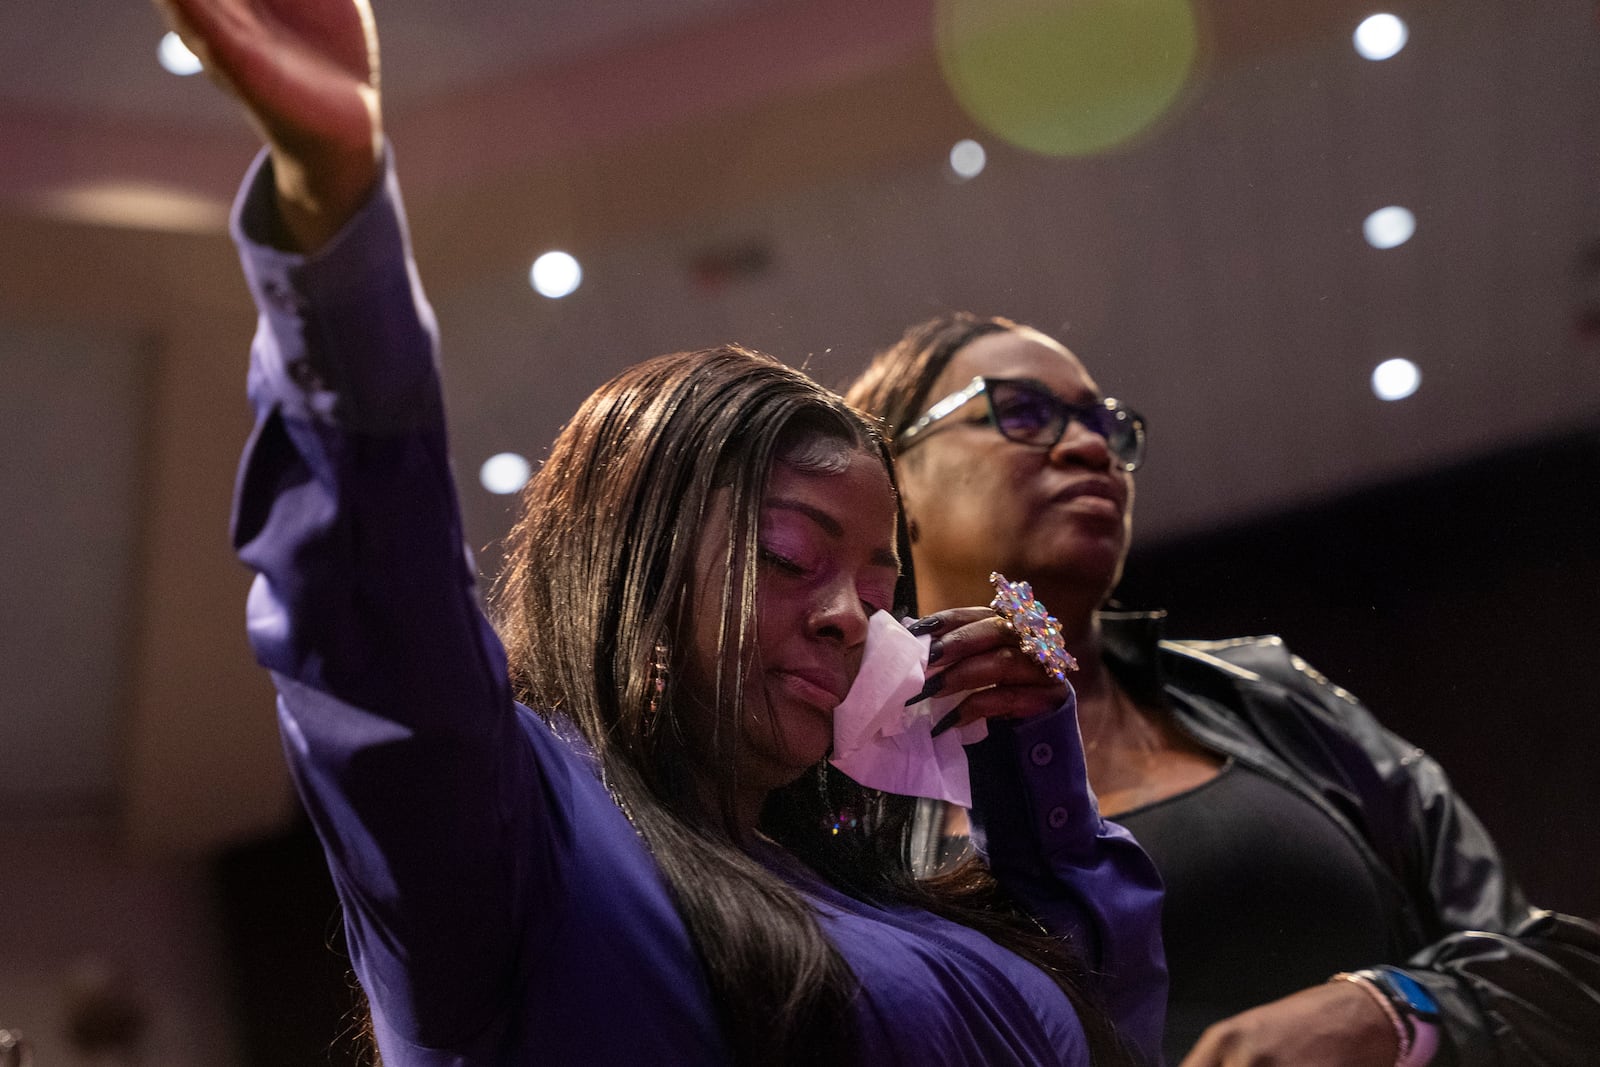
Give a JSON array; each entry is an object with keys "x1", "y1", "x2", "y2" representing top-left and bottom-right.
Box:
[
  {"x1": 30, "y1": 182, "x2": 229, "y2": 233},
  {"x1": 530, "y1": 251, "x2": 582, "y2": 299},
  {"x1": 1372, "y1": 358, "x2": 1420, "y2": 401},
  {"x1": 1363, "y1": 205, "x2": 1416, "y2": 249},
  {"x1": 1353, "y1": 14, "x2": 1408, "y2": 61},
  {"x1": 480, "y1": 453, "x2": 532, "y2": 495},
  {"x1": 949, "y1": 139, "x2": 987, "y2": 180},
  {"x1": 159, "y1": 32, "x2": 203, "y2": 76}
]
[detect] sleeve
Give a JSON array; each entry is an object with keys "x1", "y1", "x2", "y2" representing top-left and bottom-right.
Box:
[
  {"x1": 228, "y1": 148, "x2": 552, "y2": 1052},
  {"x1": 964, "y1": 696, "x2": 1168, "y2": 1066},
  {"x1": 1255, "y1": 649, "x2": 1600, "y2": 1067}
]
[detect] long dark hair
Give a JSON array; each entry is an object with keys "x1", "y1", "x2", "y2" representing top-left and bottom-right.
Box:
[{"x1": 494, "y1": 345, "x2": 1130, "y2": 1065}]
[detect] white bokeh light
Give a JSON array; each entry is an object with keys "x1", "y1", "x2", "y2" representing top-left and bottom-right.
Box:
[
  {"x1": 949, "y1": 139, "x2": 987, "y2": 180},
  {"x1": 158, "y1": 32, "x2": 203, "y2": 76},
  {"x1": 530, "y1": 251, "x2": 582, "y2": 299},
  {"x1": 480, "y1": 452, "x2": 532, "y2": 495},
  {"x1": 1354, "y1": 14, "x2": 1408, "y2": 61},
  {"x1": 1372, "y1": 358, "x2": 1421, "y2": 401},
  {"x1": 1363, "y1": 205, "x2": 1416, "y2": 250}
]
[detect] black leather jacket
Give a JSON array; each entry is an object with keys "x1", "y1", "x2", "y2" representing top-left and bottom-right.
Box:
[{"x1": 1102, "y1": 611, "x2": 1600, "y2": 1066}]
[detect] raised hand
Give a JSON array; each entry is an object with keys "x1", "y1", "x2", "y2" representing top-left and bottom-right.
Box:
[{"x1": 153, "y1": 0, "x2": 384, "y2": 249}]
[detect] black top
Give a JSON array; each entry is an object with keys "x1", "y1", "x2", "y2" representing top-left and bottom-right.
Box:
[{"x1": 1118, "y1": 759, "x2": 1390, "y2": 1061}]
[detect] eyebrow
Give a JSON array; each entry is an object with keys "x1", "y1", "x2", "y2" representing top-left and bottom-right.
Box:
[{"x1": 765, "y1": 498, "x2": 900, "y2": 569}]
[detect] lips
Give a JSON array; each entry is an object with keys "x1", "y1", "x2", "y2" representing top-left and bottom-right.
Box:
[
  {"x1": 771, "y1": 667, "x2": 848, "y2": 711},
  {"x1": 1049, "y1": 477, "x2": 1125, "y2": 513}
]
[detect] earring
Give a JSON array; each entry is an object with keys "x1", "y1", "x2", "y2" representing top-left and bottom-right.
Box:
[{"x1": 646, "y1": 638, "x2": 670, "y2": 726}]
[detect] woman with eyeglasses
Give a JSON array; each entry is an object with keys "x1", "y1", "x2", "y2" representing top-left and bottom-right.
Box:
[
  {"x1": 846, "y1": 313, "x2": 1600, "y2": 1067},
  {"x1": 153, "y1": 1, "x2": 1174, "y2": 1065}
]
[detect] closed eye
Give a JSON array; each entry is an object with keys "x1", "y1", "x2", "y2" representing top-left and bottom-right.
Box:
[
  {"x1": 860, "y1": 572, "x2": 898, "y2": 616},
  {"x1": 759, "y1": 547, "x2": 808, "y2": 576}
]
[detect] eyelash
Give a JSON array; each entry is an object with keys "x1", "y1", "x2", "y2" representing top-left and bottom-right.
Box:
[
  {"x1": 761, "y1": 547, "x2": 893, "y2": 615},
  {"x1": 759, "y1": 547, "x2": 808, "y2": 576}
]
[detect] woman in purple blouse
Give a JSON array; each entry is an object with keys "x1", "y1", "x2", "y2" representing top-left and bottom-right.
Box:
[{"x1": 157, "y1": 1, "x2": 1166, "y2": 1063}]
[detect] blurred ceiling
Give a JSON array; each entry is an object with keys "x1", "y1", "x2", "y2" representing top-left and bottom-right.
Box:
[{"x1": 2, "y1": 0, "x2": 1597, "y2": 844}]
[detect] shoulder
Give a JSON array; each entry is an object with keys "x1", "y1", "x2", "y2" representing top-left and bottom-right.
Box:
[
  {"x1": 1156, "y1": 635, "x2": 1406, "y2": 770},
  {"x1": 1158, "y1": 636, "x2": 1432, "y2": 805},
  {"x1": 1162, "y1": 635, "x2": 1363, "y2": 709}
]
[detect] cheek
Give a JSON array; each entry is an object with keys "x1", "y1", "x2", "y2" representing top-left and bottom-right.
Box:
[
  {"x1": 905, "y1": 449, "x2": 973, "y2": 505},
  {"x1": 906, "y1": 451, "x2": 1024, "y2": 531}
]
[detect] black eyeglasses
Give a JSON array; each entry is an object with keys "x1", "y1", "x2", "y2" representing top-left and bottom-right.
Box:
[{"x1": 895, "y1": 376, "x2": 1147, "y2": 472}]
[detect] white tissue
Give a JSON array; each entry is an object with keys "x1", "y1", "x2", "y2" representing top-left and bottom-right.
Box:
[{"x1": 829, "y1": 611, "x2": 987, "y2": 807}]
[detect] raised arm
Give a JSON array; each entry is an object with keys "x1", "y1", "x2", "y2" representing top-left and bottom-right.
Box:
[
  {"x1": 228, "y1": 153, "x2": 543, "y2": 1048},
  {"x1": 156, "y1": 0, "x2": 559, "y2": 1049}
]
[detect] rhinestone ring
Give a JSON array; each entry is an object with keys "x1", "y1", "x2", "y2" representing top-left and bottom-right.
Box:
[{"x1": 989, "y1": 572, "x2": 1078, "y2": 683}]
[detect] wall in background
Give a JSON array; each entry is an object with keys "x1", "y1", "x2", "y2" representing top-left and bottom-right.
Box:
[{"x1": 0, "y1": 821, "x2": 237, "y2": 1065}]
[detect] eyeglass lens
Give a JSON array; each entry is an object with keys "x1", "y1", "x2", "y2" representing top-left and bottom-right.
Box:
[{"x1": 988, "y1": 381, "x2": 1141, "y2": 465}]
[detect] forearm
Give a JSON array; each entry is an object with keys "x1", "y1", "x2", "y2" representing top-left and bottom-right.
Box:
[
  {"x1": 232, "y1": 144, "x2": 490, "y2": 707},
  {"x1": 267, "y1": 93, "x2": 384, "y2": 253},
  {"x1": 966, "y1": 701, "x2": 1168, "y2": 1064}
]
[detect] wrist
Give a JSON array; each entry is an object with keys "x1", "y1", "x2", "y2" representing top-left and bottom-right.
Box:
[
  {"x1": 1329, "y1": 968, "x2": 1440, "y2": 1067},
  {"x1": 269, "y1": 137, "x2": 383, "y2": 253}
]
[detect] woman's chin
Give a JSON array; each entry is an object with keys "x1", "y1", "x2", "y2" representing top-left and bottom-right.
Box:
[{"x1": 1019, "y1": 531, "x2": 1128, "y2": 591}]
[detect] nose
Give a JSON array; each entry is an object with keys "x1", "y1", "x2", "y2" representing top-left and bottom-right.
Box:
[
  {"x1": 1047, "y1": 417, "x2": 1115, "y2": 471},
  {"x1": 811, "y1": 580, "x2": 872, "y2": 649}
]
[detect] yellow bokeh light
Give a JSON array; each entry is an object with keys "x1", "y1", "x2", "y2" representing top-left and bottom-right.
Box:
[{"x1": 936, "y1": 0, "x2": 1199, "y2": 157}]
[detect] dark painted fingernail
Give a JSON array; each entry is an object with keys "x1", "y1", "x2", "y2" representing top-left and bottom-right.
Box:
[
  {"x1": 929, "y1": 709, "x2": 962, "y2": 738},
  {"x1": 904, "y1": 673, "x2": 946, "y2": 706},
  {"x1": 926, "y1": 639, "x2": 944, "y2": 664},
  {"x1": 906, "y1": 615, "x2": 941, "y2": 636}
]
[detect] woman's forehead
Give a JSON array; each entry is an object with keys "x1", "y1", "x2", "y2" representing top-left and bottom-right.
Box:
[
  {"x1": 768, "y1": 446, "x2": 895, "y2": 504},
  {"x1": 939, "y1": 329, "x2": 1099, "y2": 399},
  {"x1": 765, "y1": 450, "x2": 898, "y2": 543}
]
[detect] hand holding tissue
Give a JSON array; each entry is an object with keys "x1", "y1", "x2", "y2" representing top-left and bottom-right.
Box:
[{"x1": 828, "y1": 610, "x2": 991, "y2": 807}]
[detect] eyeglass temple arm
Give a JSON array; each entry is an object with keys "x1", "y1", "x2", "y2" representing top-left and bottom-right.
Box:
[{"x1": 895, "y1": 377, "x2": 988, "y2": 449}]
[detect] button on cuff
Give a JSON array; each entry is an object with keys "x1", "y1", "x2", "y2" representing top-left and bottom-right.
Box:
[{"x1": 261, "y1": 277, "x2": 307, "y2": 314}]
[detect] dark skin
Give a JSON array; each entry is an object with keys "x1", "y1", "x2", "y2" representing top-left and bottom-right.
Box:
[{"x1": 898, "y1": 328, "x2": 1398, "y2": 1067}]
